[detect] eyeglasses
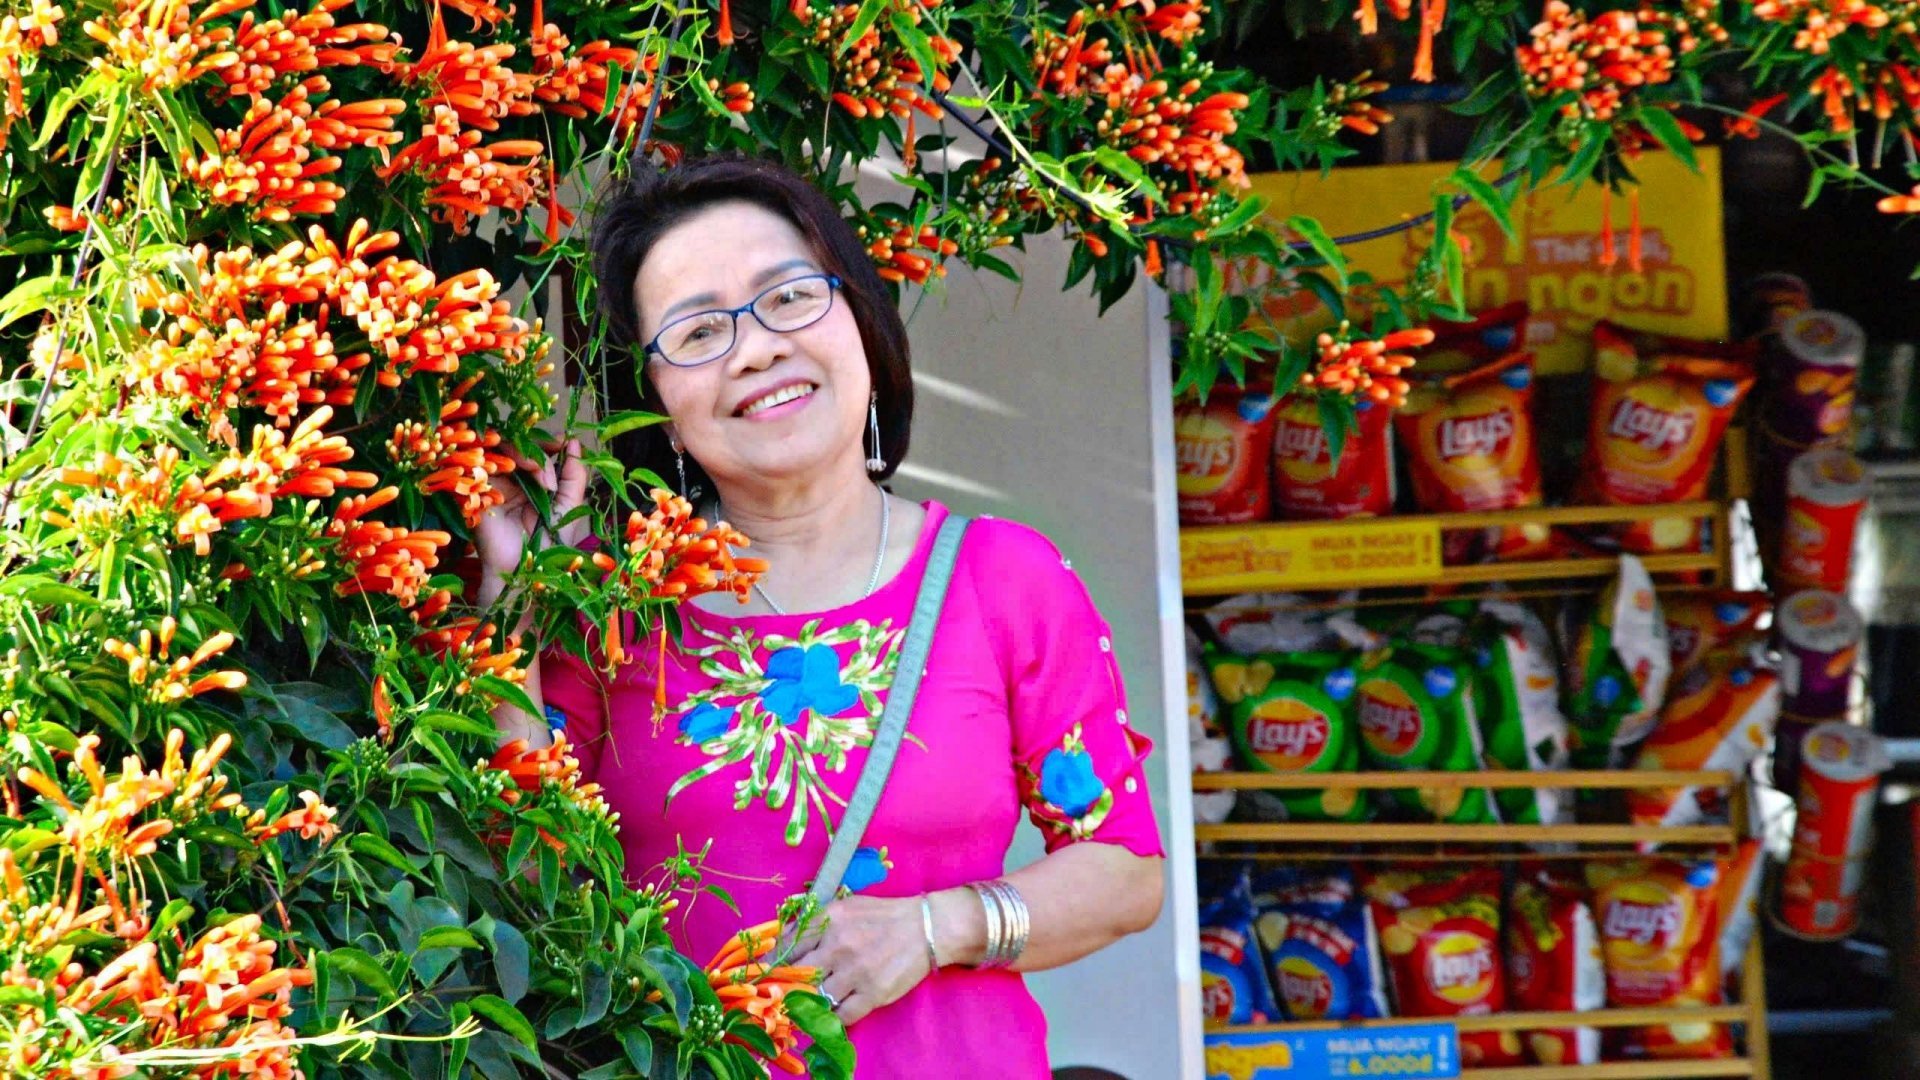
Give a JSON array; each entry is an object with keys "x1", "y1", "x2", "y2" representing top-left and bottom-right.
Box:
[{"x1": 642, "y1": 273, "x2": 843, "y2": 368}]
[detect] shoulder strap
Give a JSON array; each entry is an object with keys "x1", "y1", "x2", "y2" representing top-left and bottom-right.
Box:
[{"x1": 810, "y1": 511, "x2": 972, "y2": 905}]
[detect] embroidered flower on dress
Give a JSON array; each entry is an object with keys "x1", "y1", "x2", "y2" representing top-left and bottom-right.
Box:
[
  {"x1": 1041, "y1": 744, "x2": 1106, "y2": 817},
  {"x1": 679, "y1": 702, "x2": 735, "y2": 743},
  {"x1": 844, "y1": 845, "x2": 892, "y2": 892},
  {"x1": 1020, "y1": 723, "x2": 1117, "y2": 841},
  {"x1": 762, "y1": 643, "x2": 861, "y2": 725}
]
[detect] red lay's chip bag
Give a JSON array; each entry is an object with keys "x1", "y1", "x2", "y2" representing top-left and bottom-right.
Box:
[
  {"x1": 1418, "y1": 302, "x2": 1532, "y2": 374},
  {"x1": 1587, "y1": 857, "x2": 1733, "y2": 1061},
  {"x1": 1507, "y1": 870, "x2": 1603, "y2": 1066},
  {"x1": 1270, "y1": 394, "x2": 1394, "y2": 520},
  {"x1": 1627, "y1": 656, "x2": 1779, "y2": 831},
  {"x1": 1578, "y1": 323, "x2": 1757, "y2": 555},
  {"x1": 1176, "y1": 385, "x2": 1277, "y2": 525},
  {"x1": 1366, "y1": 867, "x2": 1525, "y2": 1068},
  {"x1": 1663, "y1": 591, "x2": 1770, "y2": 676},
  {"x1": 1396, "y1": 351, "x2": 1553, "y2": 562}
]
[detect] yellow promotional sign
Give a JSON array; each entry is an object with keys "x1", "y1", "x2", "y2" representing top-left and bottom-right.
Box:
[
  {"x1": 1181, "y1": 518, "x2": 1443, "y2": 593},
  {"x1": 1241, "y1": 148, "x2": 1727, "y2": 375}
]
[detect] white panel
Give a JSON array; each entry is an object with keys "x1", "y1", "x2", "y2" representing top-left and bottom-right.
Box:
[{"x1": 892, "y1": 234, "x2": 1201, "y2": 1078}]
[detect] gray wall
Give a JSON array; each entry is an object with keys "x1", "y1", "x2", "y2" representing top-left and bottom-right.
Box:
[{"x1": 892, "y1": 234, "x2": 1202, "y2": 1078}]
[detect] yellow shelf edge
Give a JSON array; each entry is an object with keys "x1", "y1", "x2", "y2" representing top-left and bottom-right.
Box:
[
  {"x1": 1191, "y1": 770, "x2": 1734, "y2": 792},
  {"x1": 1192, "y1": 822, "x2": 1737, "y2": 846},
  {"x1": 1458, "y1": 1062, "x2": 1753, "y2": 1079},
  {"x1": 1213, "y1": 1005, "x2": 1750, "y2": 1037}
]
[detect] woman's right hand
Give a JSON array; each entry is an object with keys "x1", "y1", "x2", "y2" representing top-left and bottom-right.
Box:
[{"x1": 473, "y1": 437, "x2": 588, "y2": 607}]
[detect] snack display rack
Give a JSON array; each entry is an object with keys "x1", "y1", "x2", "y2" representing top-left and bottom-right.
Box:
[{"x1": 1183, "y1": 437, "x2": 1776, "y2": 1079}]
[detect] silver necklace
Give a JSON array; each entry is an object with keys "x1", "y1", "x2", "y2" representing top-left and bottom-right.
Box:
[{"x1": 728, "y1": 489, "x2": 891, "y2": 616}]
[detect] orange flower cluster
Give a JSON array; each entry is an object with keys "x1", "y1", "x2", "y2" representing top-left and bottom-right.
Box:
[
  {"x1": 1325, "y1": 71, "x2": 1393, "y2": 136},
  {"x1": 252, "y1": 789, "x2": 340, "y2": 841},
  {"x1": 1299, "y1": 324, "x2": 1435, "y2": 407},
  {"x1": 185, "y1": 76, "x2": 405, "y2": 222},
  {"x1": 413, "y1": 590, "x2": 528, "y2": 696},
  {"x1": 1088, "y1": 67, "x2": 1251, "y2": 196},
  {"x1": 0, "y1": 0, "x2": 61, "y2": 149},
  {"x1": 101, "y1": 618, "x2": 248, "y2": 704},
  {"x1": 792, "y1": 0, "x2": 955, "y2": 126},
  {"x1": 1032, "y1": 13, "x2": 1115, "y2": 97},
  {"x1": 482, "y1": 734, "x2": 614, "y2": 846},
  {"x1": 82, "y1": 0, "x2": 240, "y2": 93},
  {"x1": 860, "y1": 217, "x2": 958, "y2": 284},
  {"x1": 1751, "y1": 0, "x2": 1890, "y2": 55},
  {"x1": 701, "y1": 918, "x2": 820, "y2": 1075},
  {"x1": 212, "y1": 0, "x2": 400, "y2": 101},
  {"x1": 1518, "y1": 1, "x2": 1678, "y2": 121},
  {"x1": 622, "y1": 489, "x2": 768, "y2": 603},
  {"x1": 528, "y1": 0, "x2": 642, "y2": 120},
  {"x1": 327, "y1": 488, "x2": 453, "y2": 608},
  {"x1": 378, "y1": 103, "x2": 548, "y2": 235},
  {"x1": 1878, "y1": 183, "x2": 1920, "y2": 213},
  {"x1": 388, "y1": 378, "x2": 514, "y2": 527},
  {"x1": 392, "y1": 5, "x2": 534, "y2": 131}
]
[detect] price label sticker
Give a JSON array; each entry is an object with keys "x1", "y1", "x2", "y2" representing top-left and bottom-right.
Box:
[
  {"x1": 1181, "y1": 519, "x2": 1443, "y2": 593},
  {"x1": 1204, "y1": 1022, "x2": 1459, "y2": 1080}
]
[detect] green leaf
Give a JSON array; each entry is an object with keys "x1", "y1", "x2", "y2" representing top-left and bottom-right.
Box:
[
  {"x1": 418, "y1": 926, "x2": 483, "y2": 951},
  {"x1": 581, "y1": 962, "x2": 614, "y2": 1026},
  {"x1": 1317, "y1": 395, "x2": 1352, "y2": 467},
  {"x1": 640, "y1": 946, "x2": 696, "y2": 1030},
  {"x1": 599, "y1": 410, "x2": 668, "y2": 441},
  {"x1": 838, "y1": 0, "x2": 888, "y2": 58},
  {"x1": 786, "y1": 992, "x2": 854, "y2": 1080},
  {"x1": 487, "y1": 920, "x2": 531, "y2": 1004},
  {"x1": 420, "y1": 710, "x2": 498, "y2": 739},
  {"x1": 1286, "y1": 215, "x2": 1348, "y2": 290},
  {"x1": 1637, "y1": 107, "x2": 1699, "y2": 171},
  {"x1": 327, "y1": 947, "x2": 398, "y2": 998},
  {"x1": 349, "y1": 833, "x2": 421, "y2": 875},
  {"x1": 468, "y1": 994, "x2": 538, "y2": 1052},
  {"x1": 476, "y1": 675, "x2": 538, "y2": 719},
  {"x1": 620, "y1": 1027, "x2": 655, "y2": 1074},
  {"x1": 1450, "y1": 167, "x2": 1515, "y2": 244}
]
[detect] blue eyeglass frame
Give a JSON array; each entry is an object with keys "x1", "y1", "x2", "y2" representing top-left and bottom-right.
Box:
[{"x1": 642, "y1": 273, "x2": 844, "y2": 367}]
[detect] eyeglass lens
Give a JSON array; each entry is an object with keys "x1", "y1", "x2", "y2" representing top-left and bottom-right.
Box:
[{"x1": 657, "y1": 276, "x2": 835, "y2": 366}]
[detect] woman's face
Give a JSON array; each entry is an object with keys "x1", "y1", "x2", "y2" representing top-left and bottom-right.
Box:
[{"x1": 636, "y1": 200, "x2": 872, "y2": 493}]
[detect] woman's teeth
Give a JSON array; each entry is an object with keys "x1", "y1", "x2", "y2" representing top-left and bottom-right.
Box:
[{"x1": 740, "y1": 384, "x2": 816, "y2": 416}]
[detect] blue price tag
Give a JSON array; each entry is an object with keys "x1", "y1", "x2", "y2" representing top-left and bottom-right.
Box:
[{"x1": 1204, "y1": 1022, "x2": 1460, "y2": 1080}]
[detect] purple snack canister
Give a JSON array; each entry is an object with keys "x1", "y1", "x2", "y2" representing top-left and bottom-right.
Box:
[{"x1": 1773, "y1": 590, "x2": 1863, "y2": 790}]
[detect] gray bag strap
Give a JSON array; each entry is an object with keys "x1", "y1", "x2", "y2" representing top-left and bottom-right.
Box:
[{"x1": 810, "y1": 512, "x2": 972, "y2": 905}]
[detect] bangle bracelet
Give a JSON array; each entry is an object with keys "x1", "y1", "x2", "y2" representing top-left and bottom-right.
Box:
[
  {"x1": 968, "y1": 881, "x2": 1005, "y2": 968},
  {"x1": 919, "y1": 894, "x2": 942, "y2": 974}
]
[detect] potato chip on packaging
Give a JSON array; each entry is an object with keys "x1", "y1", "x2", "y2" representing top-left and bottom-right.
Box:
[
  {"x1": 1251, "y1": 867, "x2": 1391, "y2": 1022},
  {"x1": 1365, "y1": 867, "x2": 1526, "y2": 1067},
  {"x1": 1507, "y1": 870, "x2": 1603, "y2": 1066},
  {"x1": 1396, "y1": 351, "x2": 1553, "y2": 562},
  {"x1": 1578, "y1": 322, "x2": 1757, "y2": 555},
  {"x1": 1560, "y1": 555, "x2": 1673, "y2": 766},
  {"x1": 1587, "y1": 857, "x2": 1733, "y2": 1060}
]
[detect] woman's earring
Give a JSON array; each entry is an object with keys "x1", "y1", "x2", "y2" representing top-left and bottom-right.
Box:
[
  {"x1": 865, "y1": 392, "x2": 885, "y2": 474},
  {"x1": 670, "y1": 437, "x2": 689, "y2": 494}
]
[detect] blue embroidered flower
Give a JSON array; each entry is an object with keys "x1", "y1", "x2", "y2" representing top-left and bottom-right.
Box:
[
  {"x1": 760, "y1": 644, "x2": 861, "y2": 726},
  {"x1": 1040, "y1": 747, "x2": 1106, "y2": 818},
  {"x1": 679, "y1": 703, "x2": 735, "y2": 743},
  {"x1": 843, "y1": 846, "x2": 892, "y2": 893}
]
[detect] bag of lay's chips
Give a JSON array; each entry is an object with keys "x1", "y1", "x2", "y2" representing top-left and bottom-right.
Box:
[
  {"x1": 1270, "y1": 393, "x2": 1394, "y2": 520},
  {"x1": 1199, "y1": 872, "x2": 1280, "y2": 1028},
  {"x1": 1507, "y1": 869, "x2": 1603, "y2": 1066},
  {"x1": 1396, "y1": 351, "x2": 1555, "y2": 563},
  {"x1": 1207, "y1": 646, "x2": 1366, "y2": 821},
  {"x1": 1560, "y1": 555, "x2": 1672, "y2": 767},
  {"x1": 1250, "y1": 867, "x2": 1390, "y2": 1021},
  {"x1": 1587, "y1": 857, "x2": 1733, "y2": 1061},
  {"x1": 1354, "y1": 644, "x2": 1499, "y2": 824},
  {"x1": 1663, "y1": 590, "x2": 1770, "y2": 677},
  {"x1": 1176, "y1": 384, "x2": 1278, "y2": 525},
  {"x1": 1577, "y1": 322, "x2": 1758, "y2": 556},
  {"x1": 1627, "y1": 655, "x2": 1779, "y2": 831},
  {"x1": 1365, "y1": 867, "x2": 1526, "y2": 1068},
  {"x1": 1474, "y1": 600, "x2": 1573, "y2": 825},
  {"x1": 1418, "y1": 302, "x2": 1532, "y2": 375}
]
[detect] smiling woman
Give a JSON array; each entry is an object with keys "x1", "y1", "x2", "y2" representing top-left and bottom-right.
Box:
[{"x1": 476, "y1": 153, "x2": 1166, "y2": 1079}]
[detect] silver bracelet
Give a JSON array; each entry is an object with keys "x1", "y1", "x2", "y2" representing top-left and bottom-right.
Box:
[
  {"x1": 968, "y1": 881, "x2": 1005, "y2": 968},
  {"x1": 919, "y1": 894, "x2": 942, "y2": 974},
  {"x1": 986, "y1": 880, "x2": 1030, "y2": 967}
]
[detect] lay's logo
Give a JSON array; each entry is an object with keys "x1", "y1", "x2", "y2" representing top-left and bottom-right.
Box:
[
  {"x1": 1603, "y1": 896, "x2": 1685, "y2": 948},
  {"x1": 1246, "y1": 698, "x2": 1331, "y2": 771},
  {"x1": 1177, "y1": 417, "x2": 1238, "y2": 481},
  {"x1": 1607, "y1": 398, "x2": 1696, "y2": 454},
  {"x1": 1426, "y1": 931, "x2": 1496, "y2": 1006},
  {"x1": 1437, "y1": 408, "x2": 1516, "y2": 462},
  {"x1": 1274, "y1": 417, "x2": 1329, "y2": 464},
  {"x1": 1201, "y1": 971, "x2": 1237, "y2": 1021},
  {"x1": 1276, "y1": 955, "x2": 1336, "y2": 1019},
  {"x1": 1357, "y1": 680, "x2": 1422, "y2": 758}
]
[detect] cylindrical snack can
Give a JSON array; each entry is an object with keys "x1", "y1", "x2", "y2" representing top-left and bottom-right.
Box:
[
  {"x1": 1767, "y1": 310, "x2": 1864, "y2": 448},
  {"x1": 1737, "y1": 272, "x2": 1813, "y2": 340},
  {"x1": 1776, "y1": 590, "x2": 1863, "y2": 718},
  {"x1": 1779, "y1": 448, "x2": 1870, "y2": 592},
  {"x1": 1776, "y1": 722, "x2": 1890, "y2": 940}
]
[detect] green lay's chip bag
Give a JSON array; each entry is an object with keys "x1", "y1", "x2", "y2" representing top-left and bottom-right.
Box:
[
  {"x1": 1207, "y1": 646, "x2": 1365, "y2": 821},
  {"x1": 1355, "y1": 645, "x2": 1498, "y2": 823},
  {"x1": 1559, "y1": 555, "x2": 1672, "y2": 767},
  {"x1": 1473, "y1": 601, "x2": 1573, "y2": 825}
]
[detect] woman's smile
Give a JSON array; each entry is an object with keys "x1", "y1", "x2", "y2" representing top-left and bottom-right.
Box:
[{"x1": 736, "y1": 379, "x2": 820, "y2": 419}]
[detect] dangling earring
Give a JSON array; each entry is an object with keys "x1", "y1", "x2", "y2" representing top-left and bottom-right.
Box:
[
  {"x1": 865, "y1": 392, "x2": 886, "y2": 474},
  {"x1": 670, "y1": 436, "x2": 689, "y2": 494}
]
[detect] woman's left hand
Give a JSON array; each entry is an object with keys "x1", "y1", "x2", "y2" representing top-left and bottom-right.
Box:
[{"x1": 787, "y1": 895, "x2": 934, "y2": 1026}]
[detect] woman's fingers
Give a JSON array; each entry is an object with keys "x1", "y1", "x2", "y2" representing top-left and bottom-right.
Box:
[{"x1": 557, "y1": 438, "x2": 588, "y2": 510}]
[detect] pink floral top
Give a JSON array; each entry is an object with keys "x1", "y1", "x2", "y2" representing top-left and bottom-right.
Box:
[{"x1": 541, "y1": 501, "x2": 1163, "y2": 1078}]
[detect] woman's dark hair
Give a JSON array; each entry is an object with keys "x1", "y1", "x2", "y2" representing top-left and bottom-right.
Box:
[{"x1": 586, "y1": 152, "x2": 913, "y2": 497}]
